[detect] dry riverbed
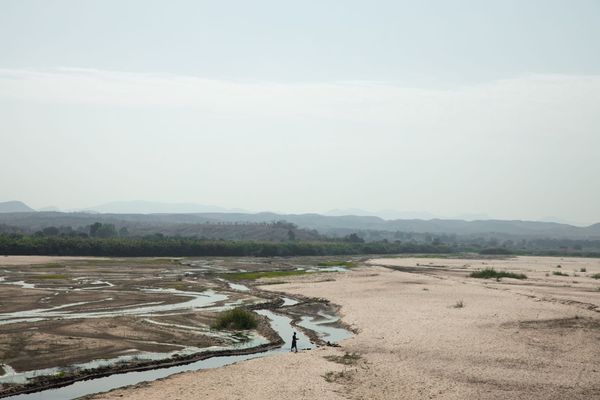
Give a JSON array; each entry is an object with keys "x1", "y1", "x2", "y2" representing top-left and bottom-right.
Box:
[
  {"x1": 86, "y1": 255, "x2": 600, "y2": 400},
  {"x1": 0, "y1": 255, "x2": 357, "y2": 398}
]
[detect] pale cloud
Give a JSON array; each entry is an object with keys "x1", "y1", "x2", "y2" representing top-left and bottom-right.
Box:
[
  {"x1": 1, "y1": 68, "x2": 599, "y2": 126},
  {"x1": 1, "y1": 68, "x2": 599, "y2": 223}
]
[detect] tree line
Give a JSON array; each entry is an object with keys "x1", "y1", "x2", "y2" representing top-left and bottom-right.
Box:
[
  {"x1": 0, "y1": 233, "x2": 453, "y2": 257},
  {"x1": 2, "y1": 221, "x2": 599, "y2": 258}
]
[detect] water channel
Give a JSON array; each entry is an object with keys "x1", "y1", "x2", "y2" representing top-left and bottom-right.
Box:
[{"x1": 1, "y1": 293, "x2": 351, "y2": 400}]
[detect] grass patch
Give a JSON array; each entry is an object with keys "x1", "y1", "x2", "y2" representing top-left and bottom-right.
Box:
[
  {"x1": 469, "y1": 268, "x2": 527, "y2": 280},
  {"x1": 323, "y1": 370, "x2": 353, "y2": 383},
  {"x1": 553, "y1": 271, "x2": 569, "y2": 277},
  {"x1": 324, "y1": 352, "x2": 361, "y2": 365},
  {"x1": 211, "y1": 308, "x2": 258, "y2": 330},
  {"x1": 317, "y1": 261, "x2": 356, "y2": 268},
  {"x1": 591, "y1": 273, "x2": 600, "y2": 280},
  {"x1": 453, "y1": 300, "x2": 465, "y2": 308},
  {"x1": 219, "y1": 270, "x2": 309, "y2": 281},
  {"x1": 31, "y1": 274, "x2": 69, "y2": 280}
]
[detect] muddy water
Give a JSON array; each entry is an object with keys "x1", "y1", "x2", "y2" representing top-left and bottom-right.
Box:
[
  {"x1": 281, "y1": 297, "x2": 299, "y2": 306},
  {"x1": 227, "y1": 282, "x2": 250, "y2": 292},
  {"x1": 1, "y1": 280, "x2": 36, "y2": 289},
  {"x1": 0, "y1": 331, "x2": 269, "y2": 385},
  {"x1": 0, "y1": 271, "x2": 351, "y2": 400},
  {"x1": 3, "y1": 309, "x2": 350, "y2": 400},
  {"x1": 0, "y1": 287, "x2": 260, "y2": 385},
  {"x1": 298, "y1": 312, "x2": 353, "y2": 342},
  {"x1": 0, "y1": 289, "x2": 228, "y2": 325}
]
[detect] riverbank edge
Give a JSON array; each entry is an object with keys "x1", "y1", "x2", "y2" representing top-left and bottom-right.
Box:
[{"x1": 0, "y1": 299, "x2": 286, "y2": 399}]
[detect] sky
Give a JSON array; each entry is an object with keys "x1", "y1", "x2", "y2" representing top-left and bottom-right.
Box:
[{"x1": 1, "y1": 0, "x2": 599, "y2": 225}]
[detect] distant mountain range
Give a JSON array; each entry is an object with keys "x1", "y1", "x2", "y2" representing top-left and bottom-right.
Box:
[
  {"x1": 84, "y1": 201, "x2": 247, "y2": 214},
  {"x1": 0, "y1": 201, "x2": 35, "y2": 213},
  {"x1": 0, "y1": 200, "x2": 599, "y2": 240},
  {"x1": 325, "y1": 208, "x2": 440, "y2": 220},
  {"x1": 0, "y1": 200, "x2": 248, "y2": 215},
  {"x1": 325, "y1": 208, "x2": 496, "y2": 222}
]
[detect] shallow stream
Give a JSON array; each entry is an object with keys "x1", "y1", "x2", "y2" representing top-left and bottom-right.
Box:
[
  {"x1": 0, "y1": 289, "x2": 229, "y2": 326},
  {"x1": 2, "y1": 307, "x2": 350, "y2": 400},
  {"x1": 0, "y1": 262, "x2": 353, "y2": 399}
]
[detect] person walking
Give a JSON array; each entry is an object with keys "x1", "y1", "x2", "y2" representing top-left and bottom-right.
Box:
[{"x1": 291, "y1": 332, "x2": 298, "y2": 353}]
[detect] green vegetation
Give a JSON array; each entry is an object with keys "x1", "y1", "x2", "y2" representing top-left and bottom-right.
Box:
[
  {"x1": 89, "y1": 222, "x2": 118, "y2": 238},
  {"x1": 580, "y1": 268, "x2": 587, "y2": 272},
  {"x1": 591, "y1": 273, "x2": 600, "y2": 279},
  {"x1": 453, "y1": 300, "x2": 465, "y2": 308},
  {"x1": 324, "y1": 352, "x2": 361, "y2": 365},
  {"x1": 323, "y1": 370, "x2": 353, "y2": 383},
  {"x1": 31, "y1": 274, "x2": 69, "y2": 280},
  {"x1": 211, "y1": 308, "x2": 258, "y2": 330},
  {"x1": 3, "y1": 225, "x2": 600, "y2": 258},
  {"x1": 317, "y1": 260, "x2": 356, "y2": 267},
  {"x1": 220, "y1": 270, "x2": 310, "y2": 281},
  {"x1": 553, "y1": 271, "x2": 569, "y2": 277},
  {"x1": 478, "y1": 248, "x2": 513, "y2": 255},
  {"x1": 469, "y1": 268, "x2": 527, "y2": 280},
  {"x1": 31, "y1": 263, "x2": 63, "y2": 269},
  {"x1": 0, "y1": 234, "x2": 453, "y2": 257}
]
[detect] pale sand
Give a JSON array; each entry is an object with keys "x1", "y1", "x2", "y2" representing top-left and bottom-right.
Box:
[{"x1": 89, "y1": 256, "x2": 600, "y2": 399}]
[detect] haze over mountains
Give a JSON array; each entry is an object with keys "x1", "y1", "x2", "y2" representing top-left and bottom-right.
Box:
[
  {"x1": 1, "y1": 200, "x2": 587, "y2": 225},
  {"x1": 0, "y1": 200, "x2": 599, "y2": 240},
  {"x1": 0, "y1": 200, "x2": 244, "y2": 215},
  {"x1": 86, "y1": 201, "x2": 246, "y2": 215},
  {"x1": 0, "y1": 201, "x2": 35, "y2": 213}
]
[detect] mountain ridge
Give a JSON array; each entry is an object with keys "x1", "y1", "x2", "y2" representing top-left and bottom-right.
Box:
[
  {"x1": 0, "y1": 201, "x2": 35, "y2": 213},
  {"x1": 0, "y1": 210, "x2": 598, "y2": 239}
]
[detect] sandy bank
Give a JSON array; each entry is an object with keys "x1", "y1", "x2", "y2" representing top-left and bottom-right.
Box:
[{"x1": 88, "y1": 256, "x2": 600, "y2": 399}]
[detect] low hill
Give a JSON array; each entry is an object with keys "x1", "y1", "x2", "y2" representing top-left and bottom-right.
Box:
[
  {"x1": 0, "y1": 212, "x2": 322, "y2": 242},
  {"x1": 0, "y1": 211, "x2": 598, "y2": 240},
  {"x1": 87, "y1": 201, "x2": 245, "y2": 214},
  {"x1": 0, "y1": 201, "x2": 35, "y2": 213}
]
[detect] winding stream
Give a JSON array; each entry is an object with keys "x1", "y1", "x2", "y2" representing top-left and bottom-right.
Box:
[
  {"x1": 0, "y1": 262, "x2": 352, "y2": 400},
  {"x1": 0, "y1": 289, "x2": 229, "y2": 326},
  {"x1": 298, "y1": 312, "x2": 353, "y2": 342},
  {"x1": 2, "y1": 307, "x2": 350, "y2": 400}
]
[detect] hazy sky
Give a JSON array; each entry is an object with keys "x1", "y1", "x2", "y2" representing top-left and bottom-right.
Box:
[{"x1": 1, "y1": 0, "x2": 599, "y2": 224}]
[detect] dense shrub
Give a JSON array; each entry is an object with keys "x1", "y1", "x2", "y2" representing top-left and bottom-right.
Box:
[
  {"x1": 469, "y1": 268, "x2": 527, "y2": 280},
  {"x1": 212, "y1": 308, "x2": 258, "y2": 330},
  {"x1": 0, "y1": 234, "x2": 453, "y2": 257}
]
